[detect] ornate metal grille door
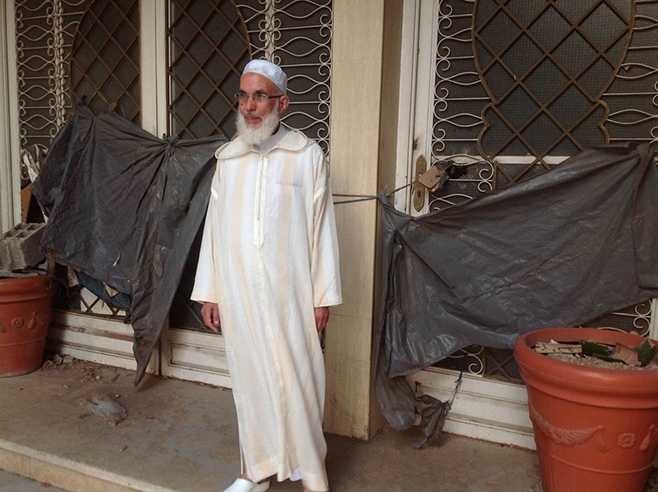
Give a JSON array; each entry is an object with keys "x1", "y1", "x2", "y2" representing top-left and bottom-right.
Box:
[
  {"x1": 474, "y1": 0, "x2": 634, "y2": 185},
  {"x1": 15, "y1": 0, "x2": 92, "y2": 156},
  {"x1": 70, "y1": 0, "x2": 140, "y2": 123},
  {"x1": 13, "y1": 0, "x2": 333, "y2": 331},
  {"x1": 237, "y1": 0, "x2": 333, "y2": 154},
  {"x1": 167, "y1": 0, "x2": 250, "y2": 140},
  {"x1": 407, "y1": 0, "x2": 657, "y2": 381}
]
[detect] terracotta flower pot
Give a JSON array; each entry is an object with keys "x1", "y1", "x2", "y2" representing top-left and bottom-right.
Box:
[
  {"x1": 0, "y1": 274, "x2": 56, "y2": 377},
  {"x1": 514, "y1": 327, "x2": 658, "y2": 492}
]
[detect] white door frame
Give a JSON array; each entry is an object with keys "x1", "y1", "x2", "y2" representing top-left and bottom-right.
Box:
[
  {"x1": 140, "y1": 0, "x2": 168, "y2": 138},
  {"x1": 0, "y1": 0, "x2": 21, "y2": 233},
  {"x1": 137, "y1": 0, "x2": 231, "y2": 384},
  {"x1": 394, "y1": 0, "x2": 535, "y2": 448},
  {"x1": 393, "y1": 0, "x2": 421, "y2": 213}
]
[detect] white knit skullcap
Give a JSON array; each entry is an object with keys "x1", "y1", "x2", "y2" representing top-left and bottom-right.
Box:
[{"x1": 242, "y1": 59, "x2": 287, "y2": 94}]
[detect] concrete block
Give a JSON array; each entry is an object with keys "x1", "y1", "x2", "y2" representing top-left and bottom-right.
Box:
[
  {"x1": 0, "y1": 241, "x2": 10, "y2": 271},
  {"x1": 1, "y1": 223, "x2": 46, "y2": 270}
]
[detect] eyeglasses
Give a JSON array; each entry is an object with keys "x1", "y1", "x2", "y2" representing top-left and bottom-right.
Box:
[{"x1": 234, "y1": 91, "x2": 284, "y2": 104}]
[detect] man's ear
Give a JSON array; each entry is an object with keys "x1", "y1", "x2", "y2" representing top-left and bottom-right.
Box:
[{"x1": 278, "y1": 95, "x2": 290, "y2": 114}]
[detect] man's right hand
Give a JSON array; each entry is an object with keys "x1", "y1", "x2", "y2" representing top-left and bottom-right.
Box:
[{"x1": 201, "y1": 302, "x2": 220, "y2": 332}]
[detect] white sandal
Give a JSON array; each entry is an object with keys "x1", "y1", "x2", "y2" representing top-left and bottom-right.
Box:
[{"x1": 223, "y1": 477, "x2": 271, "y2": 492}]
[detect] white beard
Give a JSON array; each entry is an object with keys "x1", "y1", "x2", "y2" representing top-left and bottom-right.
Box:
[{"x1": 236, "y1": 109, "x2": 280, "y2": 146}]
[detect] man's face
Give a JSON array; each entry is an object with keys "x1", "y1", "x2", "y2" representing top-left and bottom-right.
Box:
[{"x1": 238, "y1": 73, "x2": 289, "y2": 130}]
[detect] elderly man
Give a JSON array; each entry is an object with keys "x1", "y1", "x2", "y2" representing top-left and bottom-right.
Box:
[{"x1": 191, "y1": 60, "x2": 342, "y2": 492}]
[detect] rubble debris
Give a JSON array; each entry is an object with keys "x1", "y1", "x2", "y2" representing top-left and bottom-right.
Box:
[
  {"x1": 535, "y1": 337, "x2": 658, "y2": 369},
  {"x1": 546, "y1": 353, "x2": 646, "y2": 370},
  {"x1": 80, "y1": 392, "x2": 127, "y2": 425},
  {"x1": 0, "y1": 223, "x2": 46, "y2": 272},
  {"x1": 534, "y1": 341, "x2": 582, "y2": 354},
  {"x1": 20, "y1": 147, "x2": 41, "y2": 184},
  {"x1": 41, "y1": 354, "x2": 74, "y2": 369}
]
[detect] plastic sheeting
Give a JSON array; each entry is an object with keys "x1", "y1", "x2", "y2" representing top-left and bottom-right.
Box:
[
  {"x1": 32, "y1": 107, "x2": 224, "y2": 384},
  {"x1": 375, "y1": 143, "x2": 658, "y2": 433}
]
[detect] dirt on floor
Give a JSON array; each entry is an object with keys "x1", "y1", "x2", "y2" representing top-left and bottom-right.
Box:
[{"x1": 5, "y1": 354, "x2": 658, "y2": 492}]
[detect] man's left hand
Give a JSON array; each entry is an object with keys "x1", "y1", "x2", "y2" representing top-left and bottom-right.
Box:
[{"x1": 314, "y1": 307, "x2": 330, "y2": 332}]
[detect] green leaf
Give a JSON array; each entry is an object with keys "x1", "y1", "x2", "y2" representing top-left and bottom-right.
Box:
[
  {"x1": 580, "y1": 340, "x2": 612, "y2": 357},
  {"x1": 635, "y1": 339, "x2": 657, "y2": 367}
]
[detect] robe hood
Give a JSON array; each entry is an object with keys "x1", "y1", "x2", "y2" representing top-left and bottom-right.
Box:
[{"x1": 215, "y1": 126, "x2": 313, "y2": 159}]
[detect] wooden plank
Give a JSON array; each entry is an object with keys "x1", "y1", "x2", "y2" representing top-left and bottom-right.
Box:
[{"x1": 534, "y1": 342, "x2": 582, "y2": 354}]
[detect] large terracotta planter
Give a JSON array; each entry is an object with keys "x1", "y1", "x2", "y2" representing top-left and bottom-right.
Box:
[
  {"x1": 0, "y1": 274, "x2": 56, "y2": 377},
  {"x1": 514, "y1": 327, "x2": 658, "y2": 492}
]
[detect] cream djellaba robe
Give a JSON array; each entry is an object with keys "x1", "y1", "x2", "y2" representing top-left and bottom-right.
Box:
[{"x1": 191, "y1": 126, "x2": 342, "y2": 491}]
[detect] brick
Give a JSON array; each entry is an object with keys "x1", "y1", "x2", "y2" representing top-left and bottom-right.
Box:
[
  {"x1": 0, "y1": 241, "x2": 10, "y2": 271},
  {"x1": 1, "y1": 222, "x2": 46, "y2": 270}
]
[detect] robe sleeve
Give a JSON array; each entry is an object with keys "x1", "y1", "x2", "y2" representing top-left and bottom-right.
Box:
[
  {"x1": 191, "y1": 171, "x2": 219, "y2": 304},
  {"x1": 311, "y1": 152, "x2": 343, "y2": 308}
]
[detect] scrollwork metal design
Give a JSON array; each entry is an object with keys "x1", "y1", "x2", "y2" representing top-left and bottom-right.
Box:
[
  {"x1": 236, "y1": 0, "x2": 333, "y2": 155},
  {"x1": 427, "y1": 0, "x2": 656, "y2": 380},
  {"x1": 15, "y1": 0, "x2": 91, "y2": 157},
  {"x1": 14, "y1": 0, "x2": 333, "y2": 323}
]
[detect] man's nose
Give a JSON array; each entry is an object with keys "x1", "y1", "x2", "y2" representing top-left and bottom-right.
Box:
[{"x1": 244, "y1": 97, "x2": 258, "y2": 111}]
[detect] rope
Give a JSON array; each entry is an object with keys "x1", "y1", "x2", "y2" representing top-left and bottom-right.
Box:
[
  {"x1": 333, "y1": 181, "x2": 417, "y2": 205},
  {"x1": 333, "y1": 196, "x2": 378, "y2": 205}
]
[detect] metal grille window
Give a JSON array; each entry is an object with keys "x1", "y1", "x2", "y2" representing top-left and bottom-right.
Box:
[
  {"x1": 14, "y1": 0, "x2": 92, "y2": 155},
  {"x1": 424, "y1": 0, "x2": 657, "y2": 200},
  {"x1": 70, "y1": 0, "x2": 140, "y2": 123},
  {"x1": 15, "y1": 0, "x2": 333, "y2": 153},
  {"x1": 237, "y1": 0, "x2": 333, "y2": 153},
  {"x1": 167, "y1": 0, "x2": 333, "y2": 144},
  {"x1": 408, "y1": 0, "x2": 658, "y2": 382},
  {"x1": 168, "y1": 0, "x2": 334, "y2": 332},
  {"x1": 167, "y1": 0, "x2": 250, "y2": 139},
  {"x1": 13, "y1": 0, "x2": 334, "y2": 327}
]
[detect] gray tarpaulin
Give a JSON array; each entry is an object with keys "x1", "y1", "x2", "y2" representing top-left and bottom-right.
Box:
[
  {"x1": 375, "y1": 143, "x2": 658, "y2": 435},
  {"x1": 32, "y1": 107, "x2": 224, "y2": 384}
]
